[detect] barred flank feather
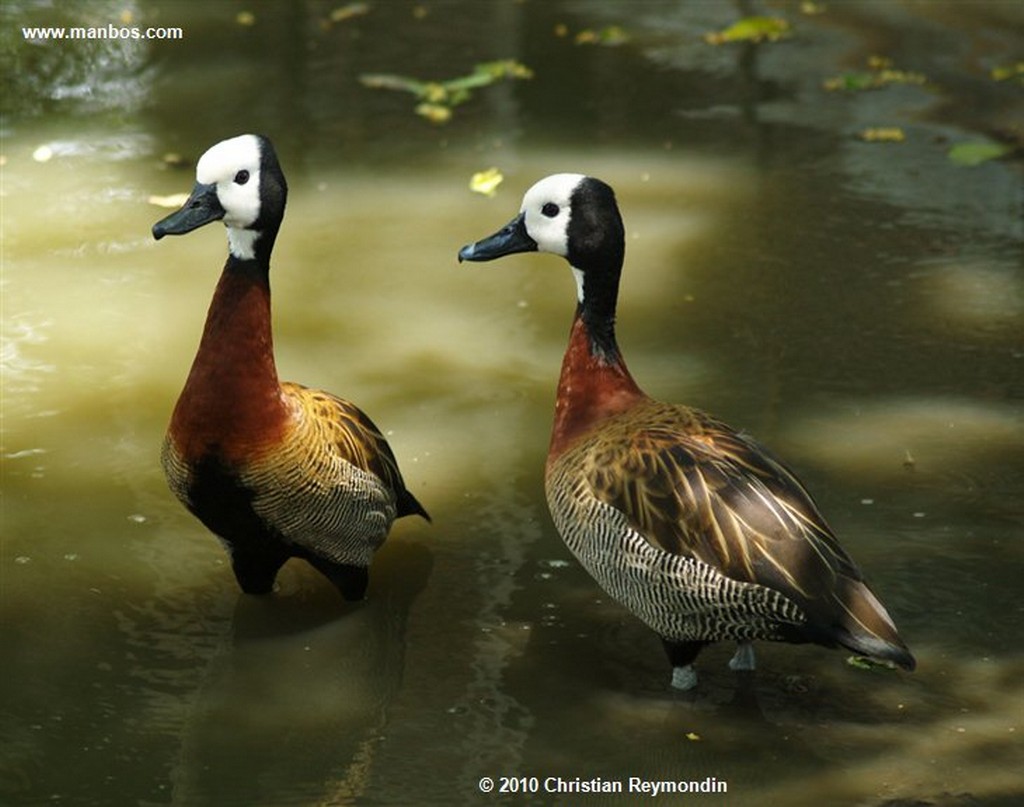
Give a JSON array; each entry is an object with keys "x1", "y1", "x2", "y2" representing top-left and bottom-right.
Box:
[{"x1": 546, "y1": 401, "x2": 914, "y2": 669}]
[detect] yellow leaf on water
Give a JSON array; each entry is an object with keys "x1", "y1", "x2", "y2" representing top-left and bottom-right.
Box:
[
  {"x1": 148, "y1": 193, "x2": 190, "y2": 208},
  {"x1": 162, "y1": 152, "x2": 188, "y2": 168},
  {"x1": 422, "y1": 82, "x2": 449, "y2": 103},
  {"x1": 329, "y1": 3, "x2": 369, "y2": 23},
  {"x1": 704, "y1": 16, "x2": 790, "y2": 45},
  {"x1": 991, "y1": 62, "x2": 1024, "y2": 82},
  {"x1": 470, "y1": 168, "x2": 504, "y2": 197},
  {"x1": 574, "y1": 26, "x2": 629, "y2": 46},
  {"x1": 685, "y1": 732, "x2": 702, "y2": 741},
  {"x1": 236, "y1": 11, "x2": 255, "y2": 26},
  {"x1": 415, "y1": 103, "x2": 451, "y2": 124},
  {"x1": 847, "y1": 655, "x2": 898, "y2": 670},
  {"x1": 859, "y1": 127, "x2": 905, "y2": 142}
]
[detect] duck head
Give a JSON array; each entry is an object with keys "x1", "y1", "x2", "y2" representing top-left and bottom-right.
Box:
[
  {"x1": 152, "y1": 133, "x2": 287, "y2": 262},
  {"x1": 458, "y1": 173, "x2": 625, "y2": 305}
]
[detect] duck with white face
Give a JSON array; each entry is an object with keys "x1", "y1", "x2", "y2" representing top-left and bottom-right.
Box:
[
  {"x1": 460, "y1": 173, "x2": 914, "y2": 691},
  {"x1": 153, "y1": 134, "x2": 429, "y2": 600}
]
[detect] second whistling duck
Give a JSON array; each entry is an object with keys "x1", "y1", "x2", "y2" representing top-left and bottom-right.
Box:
[
  {"x1": 458, "y1": 173, "x2": 914, "y2": 690},
  {"x1": 152, "y1": 134, "x2": 429, "y2": 599}
]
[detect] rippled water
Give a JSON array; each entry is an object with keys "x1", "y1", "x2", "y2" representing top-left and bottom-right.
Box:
[{"x1": 3, "y1": 2, "x2": 1023, "y2": 805}]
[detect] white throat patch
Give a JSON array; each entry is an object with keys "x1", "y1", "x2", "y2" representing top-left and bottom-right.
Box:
[
  {"x1": 228, "y1": 228, "x2": 259, "y2": 261},
  {"x1": 570, "y1": 266, "x2": 585, "y2": 303}
]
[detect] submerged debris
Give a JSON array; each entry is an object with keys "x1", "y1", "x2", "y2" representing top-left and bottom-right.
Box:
[
  {"x1": 360, "y1": 60, "x2": 533, "y2": 124},
  {"x1": 704, "y1": 16, "x2": 791, "y2": 45}
]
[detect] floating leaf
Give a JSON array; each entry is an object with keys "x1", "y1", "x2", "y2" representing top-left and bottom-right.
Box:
[
  {"x1": 823, "y1": 72, "x2": 876, "y2": 91},
  {"x1": 877, "y1": 69, "x2": 927, "y2": 86},
  {"x1": 859, "y1": 127, "x2": 905, "y2": 142},
  {"x1": 823, "y1": 60, "x2": 926, "y2": 92},
  {"x1": 161, "y1": 152, "x2": 188, "y2": 168},
  {"x1": 149, "y1": 193, "x2": 190, "y2": 208},
  {"x1": 470, "y1": 168, "x2": 504, "y2": 197},
  {"x1": 947, "y1": 140, "x2": 1011, "y2": 167},
  {"x1": 360, "y1": 60, "x2": 532, "y2": 124},
  {"x1": 475, "y1": 59, "x2": 534, "y2": 81},
  {"x1": 236, "y1": 10, "x2": 256, "y2": 26},
  {"x1": 415, "y1": 103, "x2": 451, "y2": 124},
  {"x1": 574, "y1": 26, "x2": 629, "y2": 46},
  {"x1": 704, "y1": 16, "x2": 790, "y2": 45},
  {"x1": 329, "y1": 2, "x2": 369, "y2": 23},
  {"x1": 991, "y1": 62, "x2": 1024, "y2": 83},
  {"x1": 360, "y1": 73, "x2": 430, "y2": 95},
  {"x1": 847, "y1": 655, "x2": 897, "y2": 671},
  {"x1": 685, "y1": 732, "x2": 702, "y2": 741}
]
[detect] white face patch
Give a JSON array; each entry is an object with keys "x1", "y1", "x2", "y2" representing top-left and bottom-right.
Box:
[
  {"x1": 195, "y1": 134, "x2": 263, "y2": 231},
  {"x1": 520, "y1": 173, "x2": 585, "y2": 258}
]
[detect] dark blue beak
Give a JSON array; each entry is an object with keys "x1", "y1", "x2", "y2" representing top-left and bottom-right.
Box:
[
  {"x1": 458, "y1": 213, "x2": 537, "y2": 262},
  {"x1": 152, "y1": 182, "x2": 225, "y2": 239}
]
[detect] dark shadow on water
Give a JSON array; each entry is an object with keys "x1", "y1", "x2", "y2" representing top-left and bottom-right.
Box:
[{"x1": 168, "y1": 539, "x2": 433, "y2": 806}]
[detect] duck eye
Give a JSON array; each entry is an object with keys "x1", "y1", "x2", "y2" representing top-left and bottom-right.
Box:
[
  {"x1": 541, "y1": 202, "x2": 559, "y2": 218},
  {"x1": 234, "y1": 170, "x2": 250, "y2": 185}
]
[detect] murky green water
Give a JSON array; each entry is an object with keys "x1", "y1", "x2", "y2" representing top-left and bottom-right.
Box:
[{"x1": 3, "y1": 2, "x2": 1023, "y2": 805}]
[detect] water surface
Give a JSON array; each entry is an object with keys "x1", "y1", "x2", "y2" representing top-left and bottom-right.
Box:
[{"x1": 2, "y1": 2, "x2": 1022, "y2": 805}]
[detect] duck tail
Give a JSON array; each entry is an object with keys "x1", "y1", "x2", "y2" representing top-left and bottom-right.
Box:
[
  {"x1": 833, "y1": 578, "x2": 916, "y2": 671},
  {"x1": 397, "y1": 488, "x2": 431, "y2": 523}
]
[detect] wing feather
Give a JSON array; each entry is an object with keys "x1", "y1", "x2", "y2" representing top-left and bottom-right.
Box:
[{"x1": 578, "y1": 401, "x2": 861, "y2": 606}]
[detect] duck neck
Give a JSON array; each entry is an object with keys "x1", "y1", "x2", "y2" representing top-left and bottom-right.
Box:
[
  {"x1": 548, "y1": 281, "x2": 646, "y2": 462},
  {"x1": 170, "y1": 254, "x2": 286, "y2": 459}
]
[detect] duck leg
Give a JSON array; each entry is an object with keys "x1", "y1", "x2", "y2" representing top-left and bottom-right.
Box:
[
  {"x1": 661, "y1": 639, "x2": 709, "y2": 691},
  {"x1": 228, "y1": 542, "x2": 291, "y2": 595},
  {"x1": 728, "y1": 641, "x2": 757, "y2": 671},
  {"x1": 304, "y1": 555, "x2": 370, "y2": 601}
]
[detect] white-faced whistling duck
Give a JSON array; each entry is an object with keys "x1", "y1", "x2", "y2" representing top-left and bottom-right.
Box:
[
  {"x1": 459, "y1": 173, "x2": 914, "y2": 690},
  {"x1": 152, "y1": 134, "x2": 429, "y2": 599}
]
